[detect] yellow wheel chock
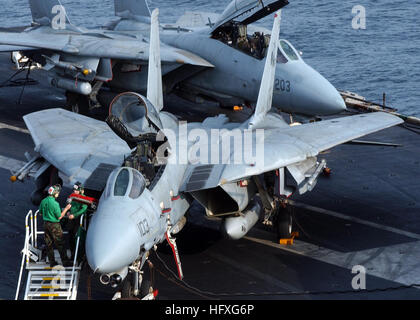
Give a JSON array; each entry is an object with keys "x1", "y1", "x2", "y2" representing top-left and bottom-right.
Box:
[{"x1": 279, "y1": 232, "x2": 299, "y2": 245}]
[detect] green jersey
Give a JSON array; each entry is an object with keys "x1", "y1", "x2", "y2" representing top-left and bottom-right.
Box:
[
  {"x1": 70, "y1": 201, "x2": 88, "y2": 219},
  {"x1": 39, "y1": 196, "x2": 62, "y2": 223}
]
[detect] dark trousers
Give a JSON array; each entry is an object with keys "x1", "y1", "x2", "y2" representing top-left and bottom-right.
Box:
[
  {"x1": 44, "y1": 221, "x2": 68, "y2": 263},
  {"x1": 67, "y1": 219, "x2": 79, "y2": 258}
]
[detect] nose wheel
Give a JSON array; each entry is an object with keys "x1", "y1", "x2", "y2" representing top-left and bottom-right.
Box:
[
  {"x1": 121, "y1": 274, "x2": 152, "y2": 299},
  {"x1": 119, "y1": 260, "x2": 156, "y2": 300}
]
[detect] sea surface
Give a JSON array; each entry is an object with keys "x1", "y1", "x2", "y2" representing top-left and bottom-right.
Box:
[{"x1": 0, "y1": 0, "x2": 418, "y2": 116}]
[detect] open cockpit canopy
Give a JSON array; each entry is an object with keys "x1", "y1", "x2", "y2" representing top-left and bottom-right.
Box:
[{"x1": 211, "y1": 0, "x2": 289, "y2": 34}]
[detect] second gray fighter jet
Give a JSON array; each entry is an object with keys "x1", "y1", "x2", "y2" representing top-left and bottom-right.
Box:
[{"x1": 0, "y1": 0, "x2": 346, "y2": 116}]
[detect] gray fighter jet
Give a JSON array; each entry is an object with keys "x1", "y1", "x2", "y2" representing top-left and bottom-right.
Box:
[
  {"x1": 16, "y1": 9, "x2": 402, "y2": 298},
  {"x1": 0, "y1": 0, "x2": 346, "y2": 116}
]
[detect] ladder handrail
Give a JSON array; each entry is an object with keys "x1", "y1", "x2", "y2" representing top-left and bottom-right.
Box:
[
  {"x1": 67, "y1": 214, "x2": 85, "y2": 300},
  {"x1": 15, "y1": 210, "x2": 34, "y2": 300}
]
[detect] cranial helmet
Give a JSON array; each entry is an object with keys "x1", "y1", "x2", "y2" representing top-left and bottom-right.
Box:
[
  {"x1": 48, "y1": 185, "x2": 61, "y2": 197},
  {"x1": 73, "y1": 182, "x2": 84, "y2": 194}
]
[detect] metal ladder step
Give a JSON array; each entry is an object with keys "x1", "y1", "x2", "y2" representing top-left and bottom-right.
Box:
[
  {"x1": 30, "y1": 276, "x2": 74, "y2": 281},
  {"x1": 28, "y1": 284, "x2": 72, "y2": 290},
  {"x1": 26, "y1": 263, "x2": 81, "y2": 271},
  {"x1": 26, "y1": 292, "x2": 71, "y2": 299},
  {"x1": 24, "y1": 268, "x2": 81, "y2": 300}
]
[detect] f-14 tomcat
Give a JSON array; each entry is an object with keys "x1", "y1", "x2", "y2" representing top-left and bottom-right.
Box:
[
  {"x1": 0, "y1": 0, "x2": 346, "y2": 117},
  {"x1": 16, "y1": 9, "x2": 402, "y2": 298}
]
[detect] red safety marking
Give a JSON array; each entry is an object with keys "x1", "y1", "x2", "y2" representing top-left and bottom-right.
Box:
[
  {"x1": 162, "y1": 208, "x2": 171, "y2": 214},
  {"x1": 171, "y1": 195, "x2": 180, "y2": 201},
  {"x1": 165, "y1": 232, "x2": 183, "y2": 280},
  {"x1": 68, "y1": 194, "x2": 99, "y2": 209},
  {"x1": 69, "y1": 193, "x2": 98, "y2": 204}
]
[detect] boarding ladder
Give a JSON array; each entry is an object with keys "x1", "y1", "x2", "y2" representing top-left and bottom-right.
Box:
[{"x1": 15, "y1": 210, "x2": 86, "y2": 300}]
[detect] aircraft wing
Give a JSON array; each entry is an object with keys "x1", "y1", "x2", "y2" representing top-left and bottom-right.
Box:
[
  {"x1": 222, "y1": 112, "x2": 403, "y2": 183},
  {"x1": 180, "y1": 112, "x2": 403, "y2": 192},
  {"x1": 0, "y1": 31, "x2": 214, "y2": 67},
  {"x1": 23, "y1": 108, "x2": 131, "y2": 186},
  {"x1": 0, "y1": 45, "x2": 36, "y2": 52}
]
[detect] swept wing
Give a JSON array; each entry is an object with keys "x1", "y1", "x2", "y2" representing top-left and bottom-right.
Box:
[
  {"x1": 23, "y1": 109, "x2": 131, "y2": 185},
  {"x1": 0, "y1": 31, "x2": 213, "y2": 67}
]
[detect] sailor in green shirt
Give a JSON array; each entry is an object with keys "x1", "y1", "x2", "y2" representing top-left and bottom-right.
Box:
[
  {"x1": 67, "y1": 182, "x2": 88, "y2": 260},
  {"x1": 39, "y1": 185, "x2": 72, "y2": 267}
]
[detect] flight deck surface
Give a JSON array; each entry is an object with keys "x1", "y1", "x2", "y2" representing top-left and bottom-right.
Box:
[{"x1": 0, "y1": 53, "x2": 419, "y2": 300}]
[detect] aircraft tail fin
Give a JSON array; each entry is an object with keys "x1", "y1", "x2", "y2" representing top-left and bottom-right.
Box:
[
  {"x1": 249, "y1": 10, "x2": 282, "y2": 129},
  {"x1": 28, "y1": 0, "x2": 72, "y2": 28},
  {"x1": 115, "y1": 0, "x2": 151, "y2": 20},
  {"x1": 147, "y1": 9, "x2": 164, "y2": 112}
]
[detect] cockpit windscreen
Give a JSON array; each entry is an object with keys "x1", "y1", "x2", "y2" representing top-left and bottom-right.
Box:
[
  {"x1": 114, "y1": 168, "x2": 130, "y2": 196},
  {"x1": 280, "y1": 40, "x2": 299, "y2": 61},
  {"x1": 129, "y1": 170, "x2": 146, "y2": 199}
]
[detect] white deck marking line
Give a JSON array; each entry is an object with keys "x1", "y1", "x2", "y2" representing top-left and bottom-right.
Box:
[
  {"x1": 288, "y1": 200, "x2": 420, "y2": 241},
  {"x1": 0, "y1": 155, "x2": 26, "y2": 173},
  {"x1": 245, "y1": 235, "x2": 420, "y2": 287},
  {"x1": 0, "y1": 122, "x2": 29, "y2": 134}
]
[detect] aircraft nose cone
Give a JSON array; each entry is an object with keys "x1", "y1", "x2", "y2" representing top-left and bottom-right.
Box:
[
  {"x1": 307, "y1": 70, "x2": 347, "y2": 115},
  {"x1": 86, "y1": 215, "x2": 140, "y2": 274},
  {"x1": 291, "y1": 65, "x2": 347, "y2": 116},
  {"x1": 317, "y1": 82, "x2": 347, "y2": 115}
]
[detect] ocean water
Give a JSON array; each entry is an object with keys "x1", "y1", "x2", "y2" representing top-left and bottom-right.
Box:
[{"x1": 0, "y1": 0, "x2": 419, "y2": 116}]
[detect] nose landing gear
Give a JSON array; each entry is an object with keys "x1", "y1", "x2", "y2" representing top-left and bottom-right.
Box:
[{"x1": 116, "y1": 259, "x2": 157, "y2": 300}]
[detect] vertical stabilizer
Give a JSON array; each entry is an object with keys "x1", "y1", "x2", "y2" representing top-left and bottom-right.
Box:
[
  {"x1": 28, "y1": 0, "x2": 72, "y2": 28},
  {"x1": 115, "y1": 0, "x2": 151, "y2": 19},
  {"x1": 147, "y1": 9, "x2": 164, "y2": 112},
  {"x1": 249, "y1": 10, "x2": 282, "y2": 128}
]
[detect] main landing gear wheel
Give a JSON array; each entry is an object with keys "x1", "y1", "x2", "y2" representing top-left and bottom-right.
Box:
[{"x1": 274, "y1": 202, "x2": 293, "y2": 240}]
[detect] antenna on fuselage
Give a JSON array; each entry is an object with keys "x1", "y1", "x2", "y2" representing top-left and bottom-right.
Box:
[
  {"x1": 248, "y1": 10, "x2": 282, "y2": 129},
  {"x1": 147, "y1": 8, "x2": 164, "y2": 112}
]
